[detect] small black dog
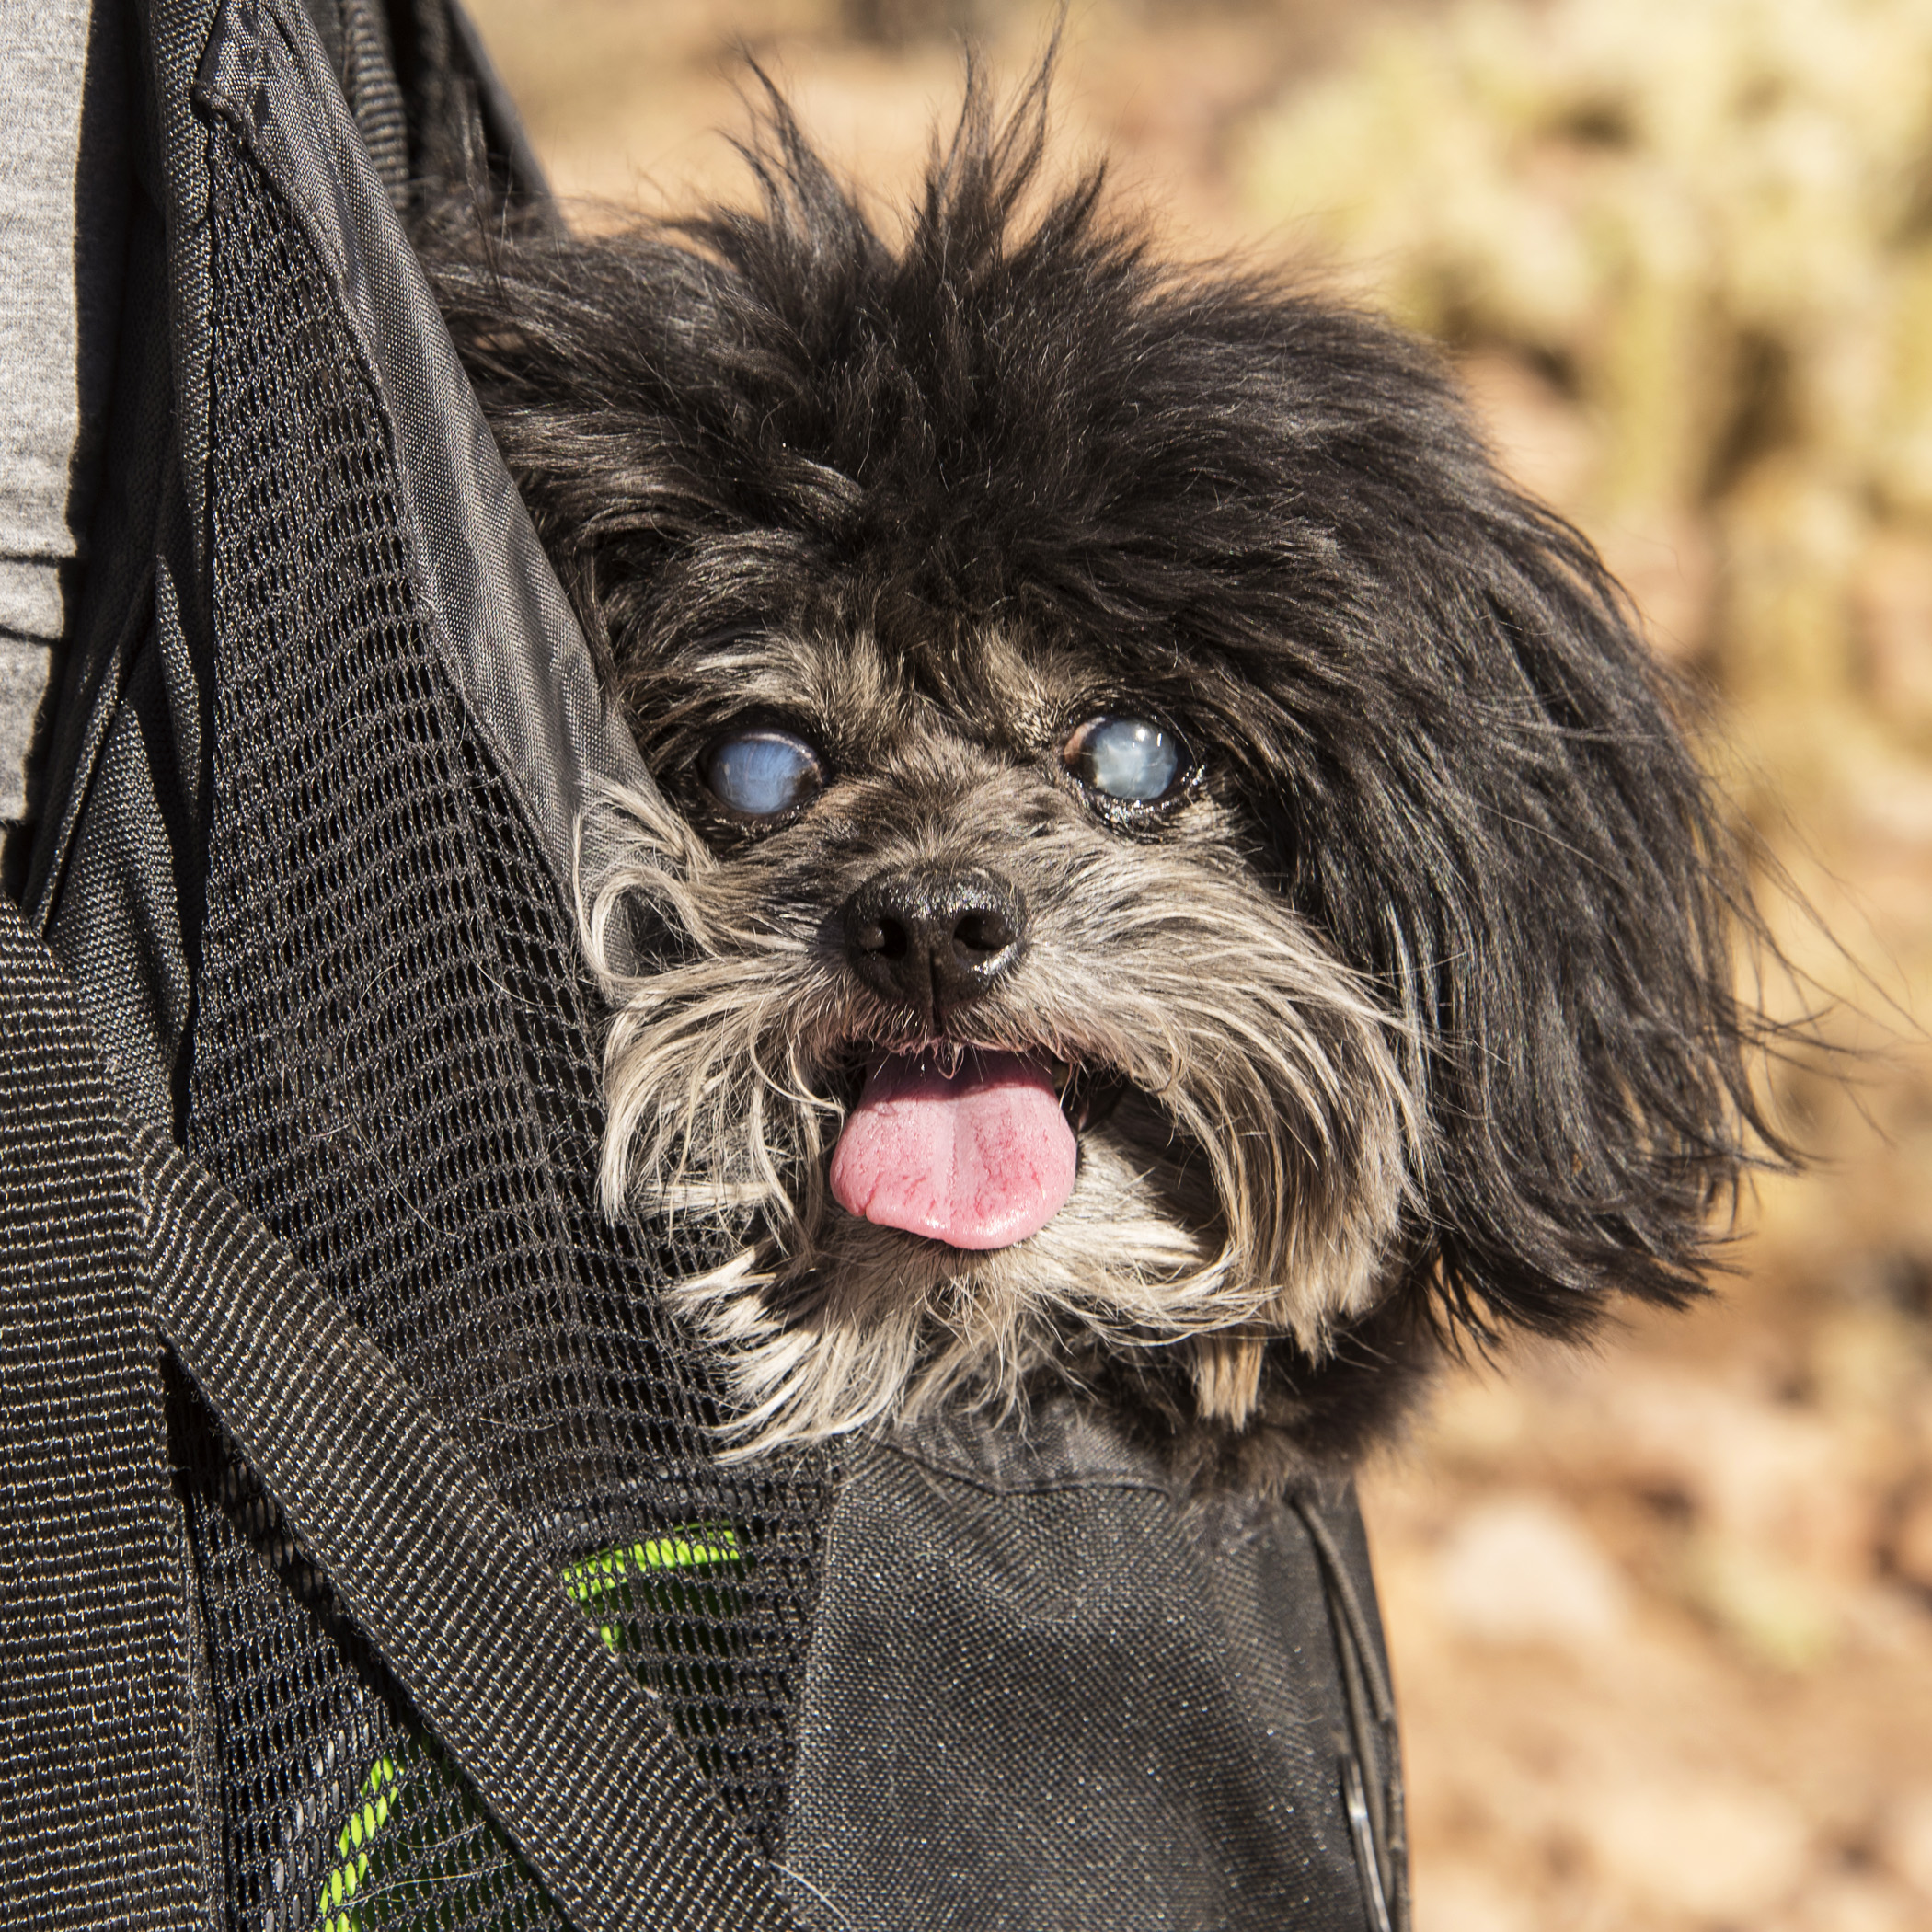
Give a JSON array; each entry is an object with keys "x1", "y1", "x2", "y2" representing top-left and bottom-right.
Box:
[{"x1": 426, "y1": 74, "x2": 1782, "y2": 1489}]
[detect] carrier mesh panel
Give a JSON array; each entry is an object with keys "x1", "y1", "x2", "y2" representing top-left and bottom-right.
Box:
[{"x1": 189, "y1": 123, "x2": 831, "y2": 1928}]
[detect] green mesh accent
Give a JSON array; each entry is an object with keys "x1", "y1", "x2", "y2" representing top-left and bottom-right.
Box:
[{"x1": 316, "y1": 1530, "x2": 743, "y2": 1930}]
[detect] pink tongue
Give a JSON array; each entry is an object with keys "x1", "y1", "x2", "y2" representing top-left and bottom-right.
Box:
[{"x1": 829, "y1": 1050, "x2": 1078, "y2": 1250}]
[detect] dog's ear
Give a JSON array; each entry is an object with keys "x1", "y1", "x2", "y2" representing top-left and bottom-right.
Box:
[
  {"x1": 1207, "y1": 338, "x2": 1790, "y2": 1346},
  {"x1": 1282, "y1": 380, "x2": 1777, "y2": 1344}
]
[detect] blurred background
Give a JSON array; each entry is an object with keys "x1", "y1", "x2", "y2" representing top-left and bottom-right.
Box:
[{"x1": 459, "y1": 1, "x2": 1932, "y2": 1925}]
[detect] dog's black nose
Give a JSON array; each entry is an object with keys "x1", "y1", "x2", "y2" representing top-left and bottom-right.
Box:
[{"x1": 841, "y1": 868, "x2": 1025, "y2": 1016}]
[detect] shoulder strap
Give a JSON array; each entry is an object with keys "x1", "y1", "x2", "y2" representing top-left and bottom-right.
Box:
[
  {"x1": 130, "y1": 1118, "x2": 801, "y2": 1932},
  {"x1": 0, "y1": 897, "x2": 209, "y2": 1930},
  {"x1": 1, "y1": 895, "x2": 799, "y2": 1932}
]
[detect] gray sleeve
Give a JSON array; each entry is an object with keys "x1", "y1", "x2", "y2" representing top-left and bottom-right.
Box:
[{"x1": 0, "y1": 0, "x2": 131, "y2": 830}]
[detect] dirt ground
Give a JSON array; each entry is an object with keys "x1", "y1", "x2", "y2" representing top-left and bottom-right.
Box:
[{"x1": 462, "y1": 2, "x2": 1932, "y2": 1925}]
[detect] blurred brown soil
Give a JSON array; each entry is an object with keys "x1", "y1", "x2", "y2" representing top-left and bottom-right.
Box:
[
  {"x1": 466, "y1": 0, "x2": 1422, "y2": 245},
  {"x1": 464, "y1": 3, "x2": 1932, "y2": 1926}
]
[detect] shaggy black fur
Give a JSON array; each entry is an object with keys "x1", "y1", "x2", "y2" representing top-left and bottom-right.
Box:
[{"x1": 420, "y1": 71, "x2": 1789, "y2": 1478}]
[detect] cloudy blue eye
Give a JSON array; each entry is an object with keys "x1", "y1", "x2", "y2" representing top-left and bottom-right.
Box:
[
  {"x1": 704, "y1": 727, "x2": 824, "y2": 818},
  {"x1": 1064, "y1": 715, "x2": 1183, "y2": 804}
]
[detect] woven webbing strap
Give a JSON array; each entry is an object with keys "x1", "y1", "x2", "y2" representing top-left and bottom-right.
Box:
[
  {"x1": 0, "y1": 894, "x2": 798, "y2": 1932},
  {"x1": 127, "y1": 1122, "x2": 800, "y2": 1932},
  {"x1": 0, "y1": 898, "x2": 207, "y2": 1931}
]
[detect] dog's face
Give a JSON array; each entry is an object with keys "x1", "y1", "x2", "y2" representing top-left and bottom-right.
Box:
[
  {"x1": 585, "y1": 601, "x2": 1417, "y2": 1447},
  {"x1": 431, "y1": 84, "x2": 1778, "y2": 1478}
]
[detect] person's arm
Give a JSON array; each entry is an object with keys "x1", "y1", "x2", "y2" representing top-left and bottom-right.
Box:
[{"x1": 0, "y1": 0, "x2": 131, "y2": 884}]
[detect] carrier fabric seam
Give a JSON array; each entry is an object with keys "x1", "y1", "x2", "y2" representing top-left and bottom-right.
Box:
[
  {"x1": 191, "y1": 0, "x2": 656, "y2": 901},
  {"x1": 880, "y1": 1447, "x2": 1173, "y2": 1501},
  {"x1": 125, "y1": 1120, "x2": 800, "y2": 1932},
  {"x1": 191, "y1": 64, "x2": 576, "y2": 929},
  {"x1": 1292, "y1": 1492, "x2": 1411, "y2": 1932}
]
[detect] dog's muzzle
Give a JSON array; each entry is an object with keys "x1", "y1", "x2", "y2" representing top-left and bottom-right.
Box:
[{"x1": 827, "y1": 864, "x2": 1073, "y2": 1250}]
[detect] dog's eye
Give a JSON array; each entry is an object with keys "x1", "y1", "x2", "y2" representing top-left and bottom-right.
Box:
[
  {"x1": 703, "y1": 727, "x2": 824, "y2": 818},
  {"x1": 1063, "y1": 715, "x2": 1183, "y2": 804}
]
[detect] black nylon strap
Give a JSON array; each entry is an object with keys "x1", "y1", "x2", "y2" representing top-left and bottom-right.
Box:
[
  {"x1": 0, "y1": 898, "x2": 208, "y2": 1931},
  {"x1": 4, "y1": 892, "x2": 799, "y2": 1926},
  {"x1": 125, "y1": 1118, "x2": 801, "y2": 1932}
]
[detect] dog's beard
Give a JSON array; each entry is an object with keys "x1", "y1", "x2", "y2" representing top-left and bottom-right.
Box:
[{"x1": 584, "y1": 774, "x2": 1420, "y2": 1457}]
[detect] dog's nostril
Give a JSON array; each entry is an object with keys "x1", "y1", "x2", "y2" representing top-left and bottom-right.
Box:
[
  {"x1": 953, "y1": 909, "x2": 1018, "y2": 959},
  {"x1": 864, "y1": 915, "x2": 910, "y2": 961}
]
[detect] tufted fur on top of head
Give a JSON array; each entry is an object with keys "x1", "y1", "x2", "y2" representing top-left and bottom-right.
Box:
[{"x1": 421, "y1": 63, "x2": 1798, "y2": 1474}]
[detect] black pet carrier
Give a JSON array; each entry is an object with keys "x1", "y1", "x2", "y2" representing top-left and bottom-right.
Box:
[{"x1": 0, "y1": 2, "x2": 1409, "y2": 1926}]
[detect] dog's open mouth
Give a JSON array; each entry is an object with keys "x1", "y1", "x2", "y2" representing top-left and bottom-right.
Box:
[{"x1": 828, "y1": 1047, "x2": 1117, "y2": 1250}]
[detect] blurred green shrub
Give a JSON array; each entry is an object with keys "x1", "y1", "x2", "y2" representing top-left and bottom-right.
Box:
[{"x1": 1241, "y1": 0, "x2": 1932, "y2": 751}]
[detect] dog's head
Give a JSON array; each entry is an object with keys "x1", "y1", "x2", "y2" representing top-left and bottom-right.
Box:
[{"x1": 431, "y1": 77, "x2": 1782, "y2": 1478}]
